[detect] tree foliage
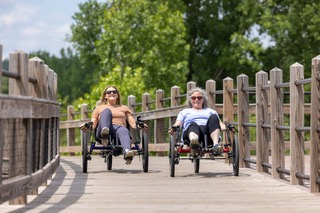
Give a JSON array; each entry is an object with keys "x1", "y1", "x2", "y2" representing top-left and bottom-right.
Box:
[
  {"x1": 3, "y1": 0, "x2": 320, "y2": 115},
  {"x1": 252, "y1": 0, "x2": 320, "y2": 79},
  {"x1": 70, "y1": 0, "x2": 189, "y2": 108},
  {"x1": 97, "y1": 0, "x2": 188, "y2": 90}
]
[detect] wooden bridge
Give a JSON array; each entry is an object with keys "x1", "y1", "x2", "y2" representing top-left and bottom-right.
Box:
[
  {"x1": 1, "y1": 45, "x2": 320, "y2": 210},
  {"x1": 2, "y1": 156, "x2": 320, "y2": 213}
]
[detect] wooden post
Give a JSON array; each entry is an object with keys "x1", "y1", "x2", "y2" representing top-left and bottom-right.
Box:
[
  {"x1": 237, "y1": 74, "x2": 250, "y2": 168},
  {"x1": 270, "y1": 67, "x2": 285, "y2": 179},
  {"x1": 170, "y1": 86, "x2": 180, "y2": 126},
  {"x1": 142, "y1": 93, "x2": 150, "y2": 112},
  {"x1": 127, "y1": 95, "x2": 136, "y2": 113},
  {"x1": 29, "y1": 57, "x2": 44, "y2": 98},
  {"x1": 43, "y1": 65, "x2": 49, "y2": 99},
  {"x1": 80, "y1": 104, "x2": 88, "y2": 155},
  {"x1": 223, "y1": 77, "x2": 234, "y2": 162},
  {"x1": 289, "y1": 63, "x2": 305, "y2": 185},
  {"x1": 206, "y1": 79, "x2": 216, "y2": 109},
  {"x1": 8, "y1": 51, "x2": 29, "y2": 205},
  {"x1": 0, "y1": 119, "x2": 3, "y2": 184},
  {"x1": 67, "y1": 105, "x2": 75, "y2": 146},
  {"x1": 0, "y1": 44, "x2": 2, "y2": 93},
  {"x1": 223, "y1": 77, "x2": 234, "y2": 123},
  {"x1": 154, "y1": 89, "x2": 165, "y2": 156},
  {"x1": 81, "y1": 104, "x2": 89, "y2": 120},
  {"x1": 53, "y1": 72, "x2": 58, "y2": 101},
  {"x1": 9, "y1": 51, "x2": 29, "y2": 96},
  {"x1": 310, "y1": 55, "x2": 320, "y2": 193},
  {"x1": 48, "y1": 68, "x2": 54, "y2": 100},
  {"x1": 256, "y1": 71, "x2": 269, "y2": 173},
  {"x1": 187, "y1": 81, "x2": 196, "y2": 91}
]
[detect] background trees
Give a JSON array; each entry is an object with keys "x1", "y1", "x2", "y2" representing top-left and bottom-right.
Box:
[
  {"x1": 69, "y1": 0, "x2": 189, "y2": 108},
  {"x1": 3, "y1": 0, "x2": 320, "y2": 110}
]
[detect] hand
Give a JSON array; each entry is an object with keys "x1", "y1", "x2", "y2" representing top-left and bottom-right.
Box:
[
  {"x1": 168, "y1": 126, "x2": 179, "y2": 135},
  {"x1": 138, "y1": 122, "x2": 148, "y2": 130},
  {"x1": 80, "y1": 122, "x2": 93, "y2": 132}
]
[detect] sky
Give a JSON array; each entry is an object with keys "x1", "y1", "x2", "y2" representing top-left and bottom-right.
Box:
[{"x1": 0, "y1": 0, "x2": 88, "y2": 60}]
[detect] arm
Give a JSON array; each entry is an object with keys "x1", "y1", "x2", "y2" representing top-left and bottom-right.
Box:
[
  {"x1": 127, "y1": 114, "x2": 136, "y2": 129},
  {"x1": 80, "y1": 107, "x2": 99, "y2": 131},
  {"x1": 219, "y1": 119, "x2": 226, "y2": 131}
]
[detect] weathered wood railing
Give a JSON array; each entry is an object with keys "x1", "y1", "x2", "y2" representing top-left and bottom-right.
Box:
[
  {"x1": 0, "y1": 45, "x2": 60, "y2": 204},
  {"x1": 60, "y1": 55, "x2": 320, "y2": 193}
]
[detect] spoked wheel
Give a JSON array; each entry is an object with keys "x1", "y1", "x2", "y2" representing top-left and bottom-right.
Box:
[
  {"x1": 232, "y1": 134, "x2": 239, "y2": 176},
  {"x1": 169, "y1": 135, "x2": 176, "y2": 177},
  {"x1": 106, "y1": 152, "x2": 112, "y2": 170},
  {"x1": 142, "y1": 131, "x2": 149, "y2": 172},
  {"x1": 194, "y1": 157, "x2": 200, "y2": 173},
  {"x1": 82, "y1": 131, "x2": 89, "y2": 173}
]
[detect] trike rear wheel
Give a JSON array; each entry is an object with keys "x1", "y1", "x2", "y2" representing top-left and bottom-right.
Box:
[
  {"x1": 142, "y1": 131, "x2": 149, "y2": 173},
  {"x1": 106, "y1": 153, "x2": 112, "y2": 170},
  {"x1": 232, "y1": 134, "x2": 239, "y2": 176},
  {"x1": 194, "y1": 158, "x2": 200, "y2": 173},
  {"x1": 82, "y1": 131, "x2": 89, "y2": 173},
  {"x1": 169, "y1": 135, "x2": 176, "y2": 177}
]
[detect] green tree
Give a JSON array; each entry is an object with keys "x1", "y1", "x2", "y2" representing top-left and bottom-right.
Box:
[
  {"x1": 254, "y1": 0, "x2": 320, "y2": 79},
  {"x1": 182, "y1": 0, "x2": 265, "y2": 88},
  {"x1": 97, "y1": 0, "x2": 189, "y2": 92},
  {"x1": 70, "y1": 0, "x2": 189, "y2": 106},
  {"x1": 68, "y1": 0, "x2": 106, "y2": 81}
]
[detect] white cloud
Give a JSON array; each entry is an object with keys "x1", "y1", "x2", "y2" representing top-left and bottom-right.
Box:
[
  {"x1": 0, "y1": 4, "x2": 38, "y2": 26},
  {"x1": 0, "y1": 0, "x2": 87, "y2": 59}
]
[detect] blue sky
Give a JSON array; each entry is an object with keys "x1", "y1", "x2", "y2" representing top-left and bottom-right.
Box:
[{"x1": 0, "y1": 0, "x2": 88, "y2": 60}]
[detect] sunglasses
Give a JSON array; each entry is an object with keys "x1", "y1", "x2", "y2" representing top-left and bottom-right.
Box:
[
  {"x1": 105, "y1": 90, "x2": 118, "y2": 94},
  {"x1": 190, "y1": 96, "x2": 203, "y2": 101}
]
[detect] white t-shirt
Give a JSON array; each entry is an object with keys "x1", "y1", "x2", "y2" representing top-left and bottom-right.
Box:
[{"x1": 176, "y1": 108, "x2": 219, "y2": 132}]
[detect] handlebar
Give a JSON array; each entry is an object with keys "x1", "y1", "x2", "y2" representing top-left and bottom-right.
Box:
[
  {"x1": 168, "y1": 125, "x2": 180, "y2": 132},
  {"x1": 136, "y1": 115, "x2": 146, "y2": 128}
]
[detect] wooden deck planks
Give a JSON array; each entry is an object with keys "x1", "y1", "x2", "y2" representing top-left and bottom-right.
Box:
[{"x1": 1, "y1": 156, "x2": 320, "y2": 213}]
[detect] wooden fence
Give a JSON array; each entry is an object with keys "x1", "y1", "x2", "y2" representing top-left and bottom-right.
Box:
[
  {"x1": 60, "y1": 55, "x2": 320, "y2": 193},
  {"x1": 0, "y1": 45, "x2": 60, "y2": 204}
]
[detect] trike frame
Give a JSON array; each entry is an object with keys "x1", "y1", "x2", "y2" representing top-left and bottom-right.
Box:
[
  {"x1": 81, "y1": 116, "x2": 149, "y2": 173},
  {"x1": 169, "y1": 123, "x2": 239, "y2": 177}
]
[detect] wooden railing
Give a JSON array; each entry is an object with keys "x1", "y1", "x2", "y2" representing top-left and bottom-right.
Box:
[
  {"x1": 60, "y1": 55, "x2": 320, "y2": 193},
  {"x1": 0, "y1": 45, "x2": 60, "y2": 204}
]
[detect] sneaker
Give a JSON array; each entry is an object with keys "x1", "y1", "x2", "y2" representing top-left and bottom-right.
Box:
[
  {"x1": 189, "y1": 138, "x2": 200, "y2": 148},
  {"x1": 213, "y1": 144, "x2": 222, "y2": 156},
  {"x1": 101, "y1": 127, "x2": 109, "y2": 146},
  {"x1": 124, "y1": 150, "x2": 134, "y2": 165}
]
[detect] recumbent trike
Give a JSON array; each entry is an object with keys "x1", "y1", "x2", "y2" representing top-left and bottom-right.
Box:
[
  {"x1": 169, "y1": 123, "x2": 239, "y2": 177},
  {"x1": 81, "y1": 116, "x2": 149, "y2": 173}
]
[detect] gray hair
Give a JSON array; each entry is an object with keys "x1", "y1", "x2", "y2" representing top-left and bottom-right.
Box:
[{"x1": 186, "y1": 87, "x2": 208, "y2": 108}]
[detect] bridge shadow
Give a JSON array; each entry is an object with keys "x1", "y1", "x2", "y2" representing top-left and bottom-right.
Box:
[
  {"x1": 10, "y1": 158, "x2": 87, "y2": 213},
  {"x1": 89, "y1": 168, "x2": 161, "y2": 174},
  {"x1": 180, "y1": 171, "x2": 250, "y2": 178}
]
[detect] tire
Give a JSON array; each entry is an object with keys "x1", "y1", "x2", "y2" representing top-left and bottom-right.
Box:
[
  {"x1": 142, "y1": 131, "x2": 149, "y2": 173},
  {"x1": 232, "y1": 134, "x2": 239, "y2": 176},
  {"x1": 194, "y1": 158, "x2": 200, "y2": 173},
  {"x1": 82, "y1": 131, "x2": 89, "y2": 173},
  {"x1": 169, "y1": 135, "x2": 176, "y2": 177},
  {"x1": 107, "y1": 153, "x2": 112, "y2": 170}
]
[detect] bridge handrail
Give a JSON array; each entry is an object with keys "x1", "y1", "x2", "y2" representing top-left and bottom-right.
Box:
[
  {"x1": 0, "y1": 45, "x2": 60, "y2": 205},
  {"x1": 60, "y1": 58, "x2": 320, "y2": 194}
]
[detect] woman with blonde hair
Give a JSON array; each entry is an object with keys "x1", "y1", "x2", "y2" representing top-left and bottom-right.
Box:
[{"x1": 87, "y1": 85, "x2": 137, "y2": 165}]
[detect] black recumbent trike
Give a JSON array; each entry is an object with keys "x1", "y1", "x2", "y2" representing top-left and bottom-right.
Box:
[
  {"x1": 169, "y1": 123, "x2": 239, "y2": 177},
  {"x1": 81, "y1": 116, "x2": 149, "y2": 173}
]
